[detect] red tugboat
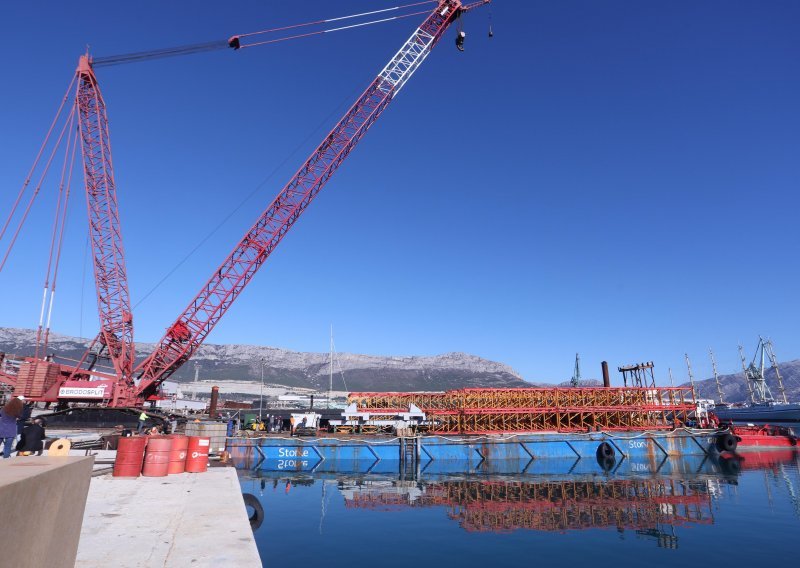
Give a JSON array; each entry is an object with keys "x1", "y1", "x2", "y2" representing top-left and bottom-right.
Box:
[{"x1": 724, "y1": 422, "x2": 798, "y2": 451}]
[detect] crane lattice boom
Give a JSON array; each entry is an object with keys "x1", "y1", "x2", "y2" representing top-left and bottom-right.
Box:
[
  {"x1": 76, "y1": 55, "x2": 135, "y2": 381},
  {"x1": 134, "y1": 1, "x2": 476, "y2": 400}
]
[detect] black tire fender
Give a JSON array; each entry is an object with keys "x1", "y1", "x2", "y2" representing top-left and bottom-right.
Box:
[
  {"x1": 597, "y1": 455, "x2": 616, "y2": 471},
  {"x1": 596, "y1": 441, "x2": 615, "y2": 460},
  {"x1": 716, "y1": 432, "x2": 738, "y2": 452},
  {"x1": 242, "y1": 493, "x2": 264, "y2": 531},
  {"x1": 719, "y1": 455, "x2": 742, "y2": 475}
]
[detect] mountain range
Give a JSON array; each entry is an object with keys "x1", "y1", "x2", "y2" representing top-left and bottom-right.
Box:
[
  {"x1": 0, "y1": 327, "x2": 528, "y2": 392},
  {"x1": 2, "y1": 327, "x2": 798, "y2": 401}
]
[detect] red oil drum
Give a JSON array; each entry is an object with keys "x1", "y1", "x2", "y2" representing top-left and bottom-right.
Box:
[
  {"x1": 113, "y1": 436, "x2": 148, "y2": 478},
  {"x1": 167, "y1": 435, "x2": 189, "y2": 474},
  {"x1": 142, "y1": 436, "x2": 172, "y2": 477},
  {"x1": 185, "y1": 436, "x2": 210, "y2": 473}
]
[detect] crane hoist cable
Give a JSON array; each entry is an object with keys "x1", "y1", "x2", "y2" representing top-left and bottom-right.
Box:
[{"x1": 93, "y1": 1, "x2": 439, "y2": 67}]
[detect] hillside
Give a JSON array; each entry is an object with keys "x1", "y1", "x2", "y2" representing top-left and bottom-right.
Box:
[{"x1": 0, "y1": 327, "x2": 529, "y2": 392}]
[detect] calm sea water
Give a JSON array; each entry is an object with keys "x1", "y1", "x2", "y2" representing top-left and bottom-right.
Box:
[{"x1": 236, "y1": 451, "x2": 800, "y2": 567}]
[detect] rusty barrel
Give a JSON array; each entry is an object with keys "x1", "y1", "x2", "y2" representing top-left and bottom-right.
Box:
[
  {"x1": 167, "y1": 435, "x2": 189, "y2": 474},
  {"x1": 185, "y1": 436, "x2": 210, "y2": 473},
  {"x1": 142, "y1": 436, "x2": 172, "y2": 477},
  {"x1": 113, "y1": 436, "x2": 148, "y2": 477}
]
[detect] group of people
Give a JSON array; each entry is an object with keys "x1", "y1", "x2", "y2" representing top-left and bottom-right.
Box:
[
  {"x1": 0, "y1": 395, "x2": 47, "y2": 458},
  {"x1": 244, "y1": 414, "x2": 284, "y2": 433},
  {"x1": 136, "y1": 411, "x2": 179, "y2": 435}
]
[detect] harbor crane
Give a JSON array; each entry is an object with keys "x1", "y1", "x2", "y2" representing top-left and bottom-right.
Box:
[
  {"x1": 570, "y1": 353, "x2": 580, "y2": 387},
  {"x1": 0, "y1": 1, "x2": 491, "y2": 407}
]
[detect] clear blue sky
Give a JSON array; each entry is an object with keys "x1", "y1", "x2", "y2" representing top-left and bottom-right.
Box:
[{"x1": 1, "y1": 1, "x2": 798, "y2": 385}]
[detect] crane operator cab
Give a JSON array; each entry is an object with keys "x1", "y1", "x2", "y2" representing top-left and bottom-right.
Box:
[{"x1": 455, "y1": 31, "x2": 466, "y2": 52}]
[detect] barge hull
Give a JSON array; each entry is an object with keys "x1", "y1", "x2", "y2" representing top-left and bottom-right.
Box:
[{"x1": 227, "y1": 429, "x2": 720, "y2": 474}]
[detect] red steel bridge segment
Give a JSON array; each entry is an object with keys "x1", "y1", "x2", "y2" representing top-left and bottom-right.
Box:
[{"x1": 132, "y1": 0, "x2": 489, "y2": 402}]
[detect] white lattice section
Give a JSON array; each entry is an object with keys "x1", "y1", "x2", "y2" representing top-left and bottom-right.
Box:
[{"x1": 377, "y1": 5, "x2": 453, "y2": 97}]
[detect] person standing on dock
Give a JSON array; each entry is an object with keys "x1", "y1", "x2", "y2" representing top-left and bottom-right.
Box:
[
  {"x1": 137, "y1": 411, "x2": 148, "y2": 434},
  {"x1": 0, "y1": 396, "x2": 24, "y2": 458},
  {"x1": 17, "y1": 417, "x2": 46, "y2": 456},
  {"x1": 16, "y1": 399, "x2": 32, "y2": 441}
]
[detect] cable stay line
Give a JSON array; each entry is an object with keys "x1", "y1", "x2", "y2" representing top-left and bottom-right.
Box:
[
  {"x1": 236, "y1": 1, "x2": 434, "y2": 39},
  {"x1": 93, "y1": 40, "x2": 228, "y2": 68},
  {"x1": 236, "y1": 9, "x2": 432, "y2": 50},
  {"x1": 92, "y1": 1, "x2": 438, "y2": 67},
  {"x1": 0, "y1": 100, "x2": 77, "y2": 274},
  {"x1": 0, "y1": 74, "x2": 76, "y2": 244}
]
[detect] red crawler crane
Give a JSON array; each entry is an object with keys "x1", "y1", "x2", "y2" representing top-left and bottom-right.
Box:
[{"x1": 1, "y1": 0, "x2": 490, "y2": 407}]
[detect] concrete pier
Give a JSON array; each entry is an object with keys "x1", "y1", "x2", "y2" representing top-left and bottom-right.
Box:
[
  {"x1": 77, "y1": 468, "x2": 261, "y2": 567},
  {"x1": 0, "y1": 456, "x2": 94, "y2": 568}
]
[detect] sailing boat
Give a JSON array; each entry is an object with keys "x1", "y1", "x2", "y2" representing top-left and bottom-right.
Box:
[{"x1": 324, "y1": 325, "x2": 347, "y2": 410}]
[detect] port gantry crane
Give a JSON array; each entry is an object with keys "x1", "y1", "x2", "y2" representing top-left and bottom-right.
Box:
[{"x1": 1, "y1": 0, "x2": 491, "y2": 407}]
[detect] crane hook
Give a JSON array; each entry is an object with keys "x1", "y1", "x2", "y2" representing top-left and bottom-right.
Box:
[
  {"x1": 455, "y1": 30, "x2": 466, "y2": 52},
  {"x1": 455, "y1": 9, "x2": 465, "y2": 52}
]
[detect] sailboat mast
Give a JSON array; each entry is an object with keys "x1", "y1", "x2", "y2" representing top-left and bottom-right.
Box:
[
  {"x1": 685, "y1": 353, "x2": 696, "y2": 399},
  {"x1": 329, "y1": 325, "x2": 333, "y2": 409},
  {"x1": 710, "y1": 349, "x2": 725, "y2": 404}
]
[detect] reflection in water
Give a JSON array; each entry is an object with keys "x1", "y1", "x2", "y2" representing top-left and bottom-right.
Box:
[
  {"x1": 340, "y1": 478, "x2": 712, "y2": 545},
  {"x1": 237, "y1": 451, "x2": 800, "y2": 558}
]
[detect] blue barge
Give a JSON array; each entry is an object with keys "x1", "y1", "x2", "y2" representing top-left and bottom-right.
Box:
[{"x1": 227, "y1": 428, "x2": 724, "y2": 475}]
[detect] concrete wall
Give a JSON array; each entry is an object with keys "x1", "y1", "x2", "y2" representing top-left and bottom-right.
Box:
[{"x1": 0, "y1": 456, "x2": 94, "y2": 568}]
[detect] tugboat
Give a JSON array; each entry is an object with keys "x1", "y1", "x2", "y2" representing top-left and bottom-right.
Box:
[{"x1": 724, "y1": 423, "x2": 798, "y2": 451}]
